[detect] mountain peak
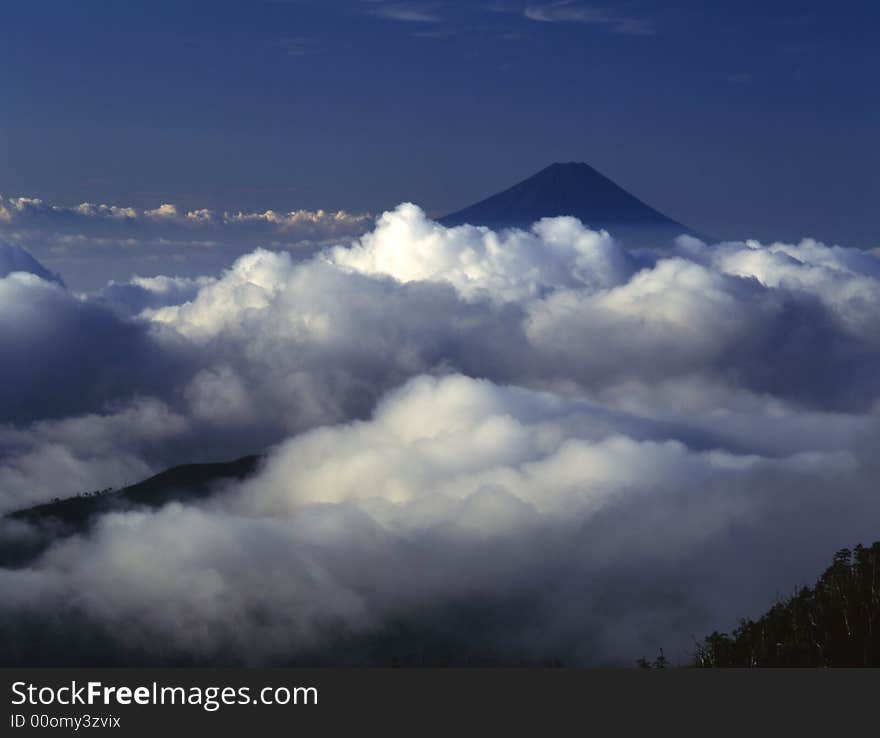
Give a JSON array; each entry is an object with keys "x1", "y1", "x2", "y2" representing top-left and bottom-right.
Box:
[
  {"x1": 439, "y1": 162, "x2": 699, "y2": 244},
  {"x1": 542, "y1": 161, "x2": 602, "y2": 172},
  {"x1": 525, "y1": 161, "x2": 623, "y2": 190}
]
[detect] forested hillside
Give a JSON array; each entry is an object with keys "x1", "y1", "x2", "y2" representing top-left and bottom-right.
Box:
[{"x1": 695, "y1": 543, "x2": 880, "y2": 667}]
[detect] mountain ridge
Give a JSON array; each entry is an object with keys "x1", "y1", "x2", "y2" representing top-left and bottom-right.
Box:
[{"x1": 1, "y1": 455, "x2": 262, "y2": 568}]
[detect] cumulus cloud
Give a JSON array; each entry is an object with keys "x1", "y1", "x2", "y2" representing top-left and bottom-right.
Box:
[
  {"x1": 144, "y1": 203, "x2": 179, "y2": 220},
  {"x1": 73, "y1": 202, "x2": 138, "y2": 220},
  {"x1": 2, "y1": 375, "x2": 877, "y2": 665},
  {"x1": 96, "y1": 274, "x2": 215, "y2": 317},
  {"x1": 3, "y1": 206, "x2": 880, "y2": 665},
  {"x1": 0, "y1": 267, "x2": 183, "y2": 426},
  {"x1": 0, "y1": 194, "x2": 370, "y2": 232},
  {"x1": 331, "y1": 203, "x2": 633, "y2": 302}
]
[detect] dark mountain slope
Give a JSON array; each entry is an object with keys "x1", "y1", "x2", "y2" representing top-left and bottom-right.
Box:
[
  {"x1": 1, "y1": 455, "x2": 262, "y2": 566},
  {"x1": 440, "y1": 162, "x2": 703, "y2": 245},
  {"x1": 9, "y1": 455, "x2": 261, "y2": 528}
]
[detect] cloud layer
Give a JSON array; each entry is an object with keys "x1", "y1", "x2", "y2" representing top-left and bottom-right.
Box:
[
  {"x1": 0, "y1": 193, "x2": 372, "y2": 291},
  {"x1": 2, "y1": 206, "x2": 880, "y2": 664}
]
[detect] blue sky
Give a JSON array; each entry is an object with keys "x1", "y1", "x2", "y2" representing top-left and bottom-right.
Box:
[{"x1": 1, "y1": 0, "x2": 878, "y2": 244}]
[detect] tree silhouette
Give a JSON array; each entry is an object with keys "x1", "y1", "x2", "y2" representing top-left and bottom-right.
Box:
[{"x1": 636, "y1": 648, "x2": 670, "y2": 669}]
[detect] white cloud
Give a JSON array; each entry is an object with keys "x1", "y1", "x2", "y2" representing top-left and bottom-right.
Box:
[
  {"x1": 3, "y1": 207, "x2": 880, "y2": 664},
  {"x1": 1, "y1": 374, "x2": 874, "y2": 664},
  {"x1": 185, "y1": 208, "x2": 215, "y2": 223},
  {"x1": 73, "y1": 202, "x2": 138, "y2": 219},
  {"x1": 144, "y1": 203, "x2": 179, "y2": 219},
  {"x1": 331, "y1": 203, "x2": 631, "y2": 302}
]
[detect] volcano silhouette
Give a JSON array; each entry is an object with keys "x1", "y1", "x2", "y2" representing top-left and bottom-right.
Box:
[{"x1": 440, "y1": 162, "x2": 702, "y2": 245}]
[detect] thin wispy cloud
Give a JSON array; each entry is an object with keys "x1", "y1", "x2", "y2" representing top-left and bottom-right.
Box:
[
  {"x1": 411, "y1": 25, "x2": 529, "y2": 42},
  {"x1": 276, "y1": 37, "x2": 318, "y2": 57},
  {"x1": 369, "y1": 2, "x2": 441, "y2": 23},
  {"x1": 524, "y1": 2, "x2": 654, "y2": 35}
]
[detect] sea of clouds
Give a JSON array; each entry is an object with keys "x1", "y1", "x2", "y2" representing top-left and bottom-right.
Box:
[{"x1": 2, "y1": 204, "x2": 880, "y2": 665}]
